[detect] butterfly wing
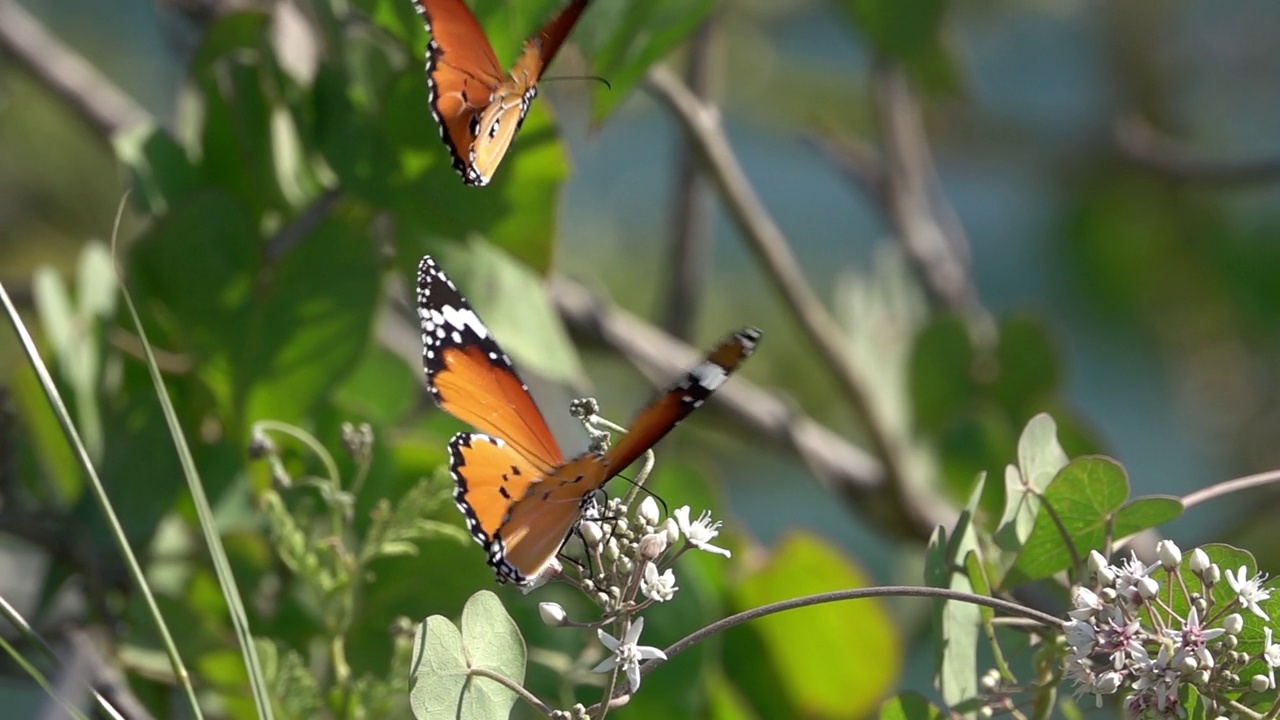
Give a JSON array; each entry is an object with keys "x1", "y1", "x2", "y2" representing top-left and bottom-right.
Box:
[
  {"x1": 417, "y1": 255, "x2": 564, "y2": 472},
  {"x1": 467, "y1": 451, "x2": 607, "y2": 583},
  {"x1": 509, "y1": 0, "x2": 591, "y2": 86},
  {"x1": 412, "y1": 0, "x2": 506, "y2": 185},
  {"x1": 448, "y1": 432, "x2": 561, "y2": 581},
  {"x1": 602, "y1": 328, "x2": 762, "y2": 477}
]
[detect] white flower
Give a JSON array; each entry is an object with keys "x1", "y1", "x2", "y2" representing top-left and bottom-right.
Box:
[
  {"x1": 673, "y1": 506, "x2": 731, "y2": 557},
  {"x1": 1064, "y1": 619, "x2": 1097, "y2": 659},
  {"x1": 1069, "y1": 587, "x2": 1103, "y2": 620},
  {"x1": 591, "y1": 617, "x2": 667, "y2": 692},
  {"x1": 1264, "y1": 627, "x2": 1280, "y2": 691},
  {"x1": 1225, "y1": 566, "x2": 1272, "y2": 620},
  {"x1": 1156, "y1": 540, "x2": 1182, "y2": 570},
  {"x1": 640, "y1": 562, "x2": 678, "y2": 602},
  {"x1": 637, "y1": 496, "x2": 660, "y2": 526},
  {"x1": 1162, "y1": 607, "x2": 1223, "y2": 670}
]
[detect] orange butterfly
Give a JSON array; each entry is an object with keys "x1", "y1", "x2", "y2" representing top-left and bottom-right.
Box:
[
  {"x1": 416, "y1": 256, "x2": 761, "y2": 584},
  {"x1": 410, "y1": 0, "x2": 590, "y2": 186}
]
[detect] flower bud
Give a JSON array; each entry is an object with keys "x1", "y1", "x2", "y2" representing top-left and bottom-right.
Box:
[
  {"x1": 1156, "y1": 540, "x2": 1182, "y2": 569},
  {"x1": 1178, "y1": 654, "x2": 1198, "y2": 673},
  {"x1": 580, "y1": 521, "x2": 604, "y2": 547},
  {"x1": 979, "y1": 671, "x2": 999, "y2": 692},
  {"x1": 1223, "y1": 613, "x2": 1243, "y2": 635},
  {"x1": 1204, "y1": 564, "x2": 1220, "y2": 585},
  {"x1": 1138, "y1": 576, "x2": 1159, "y2": 599},
  {"x1": 663, "y1": 518, "x2": 680, "y2": 544},
  {"x1": 1095, "y1": 670, "x2": 1122, "y2": 694},
  {"x1": 538, "y1": 602, "x2": 568, "y2": 627},
  {"x1": 1088, "y1": 550, "x2": 1108, "y2": 571},
  {"x1": 638, "y1": 532, "x2": 669, "y2": 562},
  {"x1": 637, "y1": 496, "x2": 660, "y2": 526},
  {"x1": 1189, "y1": 548, "x2": 1210, "y2": 573},
  {"x1": 1250, "y1": 674, "x2": 1272, "y2": 692}
]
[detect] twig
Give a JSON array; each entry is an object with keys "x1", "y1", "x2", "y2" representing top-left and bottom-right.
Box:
[
  {"x1": 645, "y1": 65, "x2": 919, "y2": 524},
  {"x1": 0, "y1": 0, "x2": 150, "y2": 138},
  {"x1": 659, "y1": 17, "x2": 719, "y2": 341},
  {"x1": 872, "y1": 63, "x2": 986, "y2": 323},
  {"x1": 1115, "y1": 116, "x2": 1280, "y2": 185},
  {"x1": 1180, "y1": 468, "x2": 1280, "y2": 510}
]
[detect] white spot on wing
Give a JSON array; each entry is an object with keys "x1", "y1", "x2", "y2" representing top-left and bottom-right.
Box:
[{"x1": 689, "y1": 361, "x2": 729, "y2": 392}]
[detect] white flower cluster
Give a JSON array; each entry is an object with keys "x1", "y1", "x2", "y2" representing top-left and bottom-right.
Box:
[
  {"x1": 1062, "y1": 542, "x2": 1278, "y2": 718},
  {"x1": 538, "y1": 497, "x2": 732, "y2": 693}
]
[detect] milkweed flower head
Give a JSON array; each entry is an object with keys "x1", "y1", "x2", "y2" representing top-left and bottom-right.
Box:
[{"x1": 1056, "y1": 543, "x2": 1279, "y2": 718}]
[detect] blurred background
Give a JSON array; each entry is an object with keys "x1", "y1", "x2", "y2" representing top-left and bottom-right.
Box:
[{"x1": 2, "y1": 0, "x2": 1279, "y2": 717}]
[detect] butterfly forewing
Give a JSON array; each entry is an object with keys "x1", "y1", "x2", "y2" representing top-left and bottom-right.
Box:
[
  {"x1": 417, "y1": 256, "x2": 563, "y2": 472},
  {"x1": 602, "y1": 328, "x2": 762, "y2": 476}
]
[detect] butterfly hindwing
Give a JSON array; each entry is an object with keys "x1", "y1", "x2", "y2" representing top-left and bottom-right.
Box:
[{"x1": 417, "y1": 256, "x2": 563, "y2": 472}]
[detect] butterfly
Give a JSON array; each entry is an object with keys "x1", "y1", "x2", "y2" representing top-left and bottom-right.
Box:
[
  {"x1": 416, "y1": 255, "x2": 761, "y2": 584},
  {"x1": 410, "y1": 0, "x2": 590, "y2": 186}
]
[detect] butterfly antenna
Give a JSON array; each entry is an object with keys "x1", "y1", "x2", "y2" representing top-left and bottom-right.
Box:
[
  {"x1": 540, "y1": 74, "x2": 612, "y2": 91},
  {"x1": 615, "y1": 472, "x2": 669, "y2": 517}
]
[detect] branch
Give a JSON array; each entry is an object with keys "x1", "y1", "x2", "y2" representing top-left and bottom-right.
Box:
[
  {"x1": 872, "y1": 64, "x2": 987, "y2": 324},
  {"x1": 644, "y1": 65, "x2": 922, "y2": 523},
  {"x1": 1115, "y1": 116, "x2": 1280, "y2": 185},
  {"x1": 659, "y1": 17, "x2": 719, "y2": 341},
  {"x1": 0, "y1": 0, "x2": 150, "y2": 139}
]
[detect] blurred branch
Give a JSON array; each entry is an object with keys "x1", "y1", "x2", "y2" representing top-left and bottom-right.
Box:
[
  {"x1": 645, "y1": 65, "x2": 922, "y2": 520},
  {"x1": 1115, "y1": 116, "x2": 1280, "y2": 185},
  {"x1": 659, "y1": 18, "x2": 719, "y2": 341},
  {"x1": 0, "y1": 0, "x2": 150, "y2": 138},
  {"x1": 872, "y1": 64, "x2": 989, "y2": 326}
]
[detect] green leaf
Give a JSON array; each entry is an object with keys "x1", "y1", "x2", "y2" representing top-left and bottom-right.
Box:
[
  {"x1": 837, "y1": 0, "x2": 959, "y2": 94},
  {"x1": 1007, "y1": 456, "x2": 1129, "y2": 585},
  {"x1": 879, "y1": 692, "x2": 947, "y2": 720},
  {"x1": 991, "y1": 316, "x2": 1060, "y2": 417},
  {"x1": 409, "y1": 590, "x2": 526, "y2": 720},
  {"x1": 724, "y1": 532, "x2": 900, "y2": 720},
  {"x1": 114, "y1": 124, "x2": 201, "y2": 214},
  {"x1": 909, "y1": 314, "x2": 975, "y2": 434},
  {"x1": 1112, "y1": 495, "x2": 1183, "y2": 538},
  {"x1": 926, "y1": 478, "x2": 984, "y2": 716},
  {"x1": 130, "y1": 191, "x2": 380, "y2": 431},
  {"x1": 994, "y1": 413, "x2": 1068, "y2": 552},
  {"x1": 409, "y1": 615, "x2": 469, "y2": 720},
  {"x1": 459, "y1": 590, "x2": 526, "y2": 693},
  {"x1": 588, "y1": 0, "x2": 715, "y2": 122}
]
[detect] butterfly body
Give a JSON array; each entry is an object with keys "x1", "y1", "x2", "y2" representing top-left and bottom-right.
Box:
[
  {"x1": 412, "y1": 0, "x2": 590, "y2": 186},
  {"x1": 417, "y1": 255, "x2": 760, "y2": 584}
]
